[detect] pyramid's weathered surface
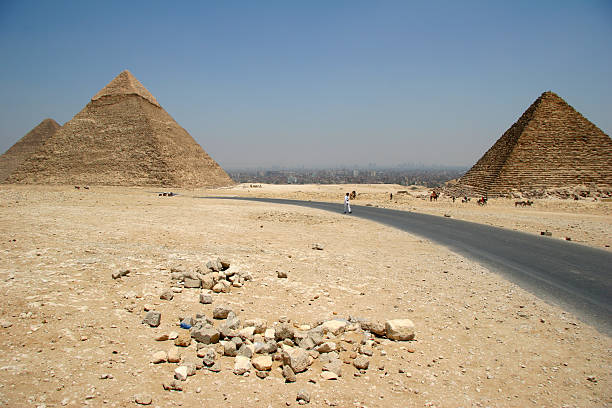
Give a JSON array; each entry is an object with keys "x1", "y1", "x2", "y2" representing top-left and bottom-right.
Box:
[
  {"x1": 0, "y1": 118, "x2": 60, "y2": 182},
  {"x1": 6, "y1": 70, "x2": 234, "y2": 187},
  {"x1": 454, "y1": 91, "x2": 612, "y2": 197}
]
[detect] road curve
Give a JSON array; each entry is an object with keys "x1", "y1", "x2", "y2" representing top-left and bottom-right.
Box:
[{"x1": 204, "y1": 196, "x2": 612, "y2": 336}]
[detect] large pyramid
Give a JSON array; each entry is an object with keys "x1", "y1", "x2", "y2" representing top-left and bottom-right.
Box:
[
  {"x1": 0, "y1": 118, "x2": 60, "y2": 182},
  {"x1": 454, "y1": 91, "x2": 612, "y2": 197},
  {"x1": 6, "y1": 70, "x2": 234, "y2": 187}
]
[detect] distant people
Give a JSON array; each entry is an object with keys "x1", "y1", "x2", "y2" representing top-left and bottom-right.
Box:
[
  {"x1": 390, "y1": 193, "x2": 393, "y2": 200},
  {"x1": 344, "y1": 192, "x2": 352, "y2": 214},
  {"x1": 452, "y1": 196, "x2": 456, "y2": 203}
]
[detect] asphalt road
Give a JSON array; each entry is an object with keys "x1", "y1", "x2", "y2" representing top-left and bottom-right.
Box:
[{"x1": 206, "y1": 197, "x2": 612, "y2": 336}]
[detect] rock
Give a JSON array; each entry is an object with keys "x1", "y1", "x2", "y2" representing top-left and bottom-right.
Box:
[
  {"x1": 359, "y1": 346, "x2": 374, "y2": 356},
  {"x1": 200, "y1": 275, "x2": 215, "y2": 290},
  {"x1": 282, "y1": 365, "x2": 296, "y2": 382},
  {"x1": 200, "y1": 347, "x2": 216, "y2": 366},
  {"x1": 277, "y1": 270, "x2": 288, "y2": 278},
  {"x1": 315, "y1": 342, "x2": 337, "y2": 353},
  {"x1": 233, "y1": 356, "x2": 251, "y2": 375},
  {"x1": 207, "y1": 259, "x2": 222, "y2": 272},
  {"x1": 264, "y1": 328, "x2": 275, "y2": 341},
  {"x1": 224, "y1": 341, "x2": 238, "y2": 357},
  {"x1": 191, "y1": 326, "x2": 220, "y2": 344},
  {"x1": 296, "y1": 336, "x2": 316, "y2": 350},
  {"x1": 252, "y1": 355, "x2": 273, "y2": 371},
  {"x1": 238, "y1": 326, "x2": 255, "y2": 341},
  {"x1": 322, "y1": 359, "x2": 343, "y2": 376},
  {"x1": 219, "y1": 280, "x2": 232, "y2": 292},
  {"x1": 199, "y1": 293, "x2": 213, "y2": 304},
  {"x1": 174, "y1": 366, "x2": 189, "y2": 381},
  {"x1": 353, "y1": 356, "x2": 370, "y2": 370},
  {"x1": 238, "y1": 344, "x2": 254, "y2": 358},
  {"x1": 168, "y1": 331, "x2": 179, "y2": 340},
  {"x1": 360, "y1": 320, "x2": 386, "y2": 337},
  {"x1": 319, "y1": 352, "x2": 339, "y2": 364},
  {"x1": 219, "y1": 259, "x2": 231, "y2": 270},
  {"x1": 312, "y1": 243, "x2": 324, "y2": 250},
  {"x1": 320, "y1": 371, "x2": 338, "y2": 380},
  {"x1": 167, "y1": 348, "x2": 180, "y2": 363},
  {"x1": 183, "y1": 277, "x2": 201, "y2": 288},
  {"x1": 162, "y1": 380, "x2": 183, "y2": 391},
  {"x1": 307, "y1": 329, "x2": 324, "y2": 346},
  {"x1": 256, "y1": 370, "x2": 269, "y2": 379},
  {"x1": 0, "y1": 319, "x2": 13, "y2": 328},
  {"x1": 174, "y1": 331, "x2": 191, "y2": 347},
  {"x1": 154, "y1": 333, "x2": 169, "y2": 341},
  {"x1": 160, "y1": 290, "x2": 174, "y2": 301},
  {"x1": 134, "y1": 393, "x2": 152, "y2": 405},
  {"x1": 283, "y1": 347, "x2": 310, "y2": 373},
  {"x1": 183, "y1": 362, "x2": 197, "y2": 376},
  {"x1": 321, "y1": 320, "x2": 348, "y2": 336},
  {"x1": 297, "y1": 389, "x2": 311, "y2": 404},
  {"x1": 385, "y1": 319, "x2": 415, "y2": 341},
  {"x1": 111, "y1": 269, "x2": 130, "y2": 279},
  {"x1": 275, "y1": 323, "x2": 295, "y2": 341},
  {"x1": 208, "y1": 362, "x2": 222, "y2": 372},
  {"x1": 213, "y1": 304, "x2": 232, "y2": 319},
  {"x1": 142, "y1": 311, "x2": 161, "y2": 327},
  {"x1": 224, "y1": 312, "x2": 242, "y2": 330},
  {"x1": 151, "y1": 351, "x2": 167, "y2": 364},
  {"x1": 244, "y1": 318, "x2": 267, "y2": 334}
]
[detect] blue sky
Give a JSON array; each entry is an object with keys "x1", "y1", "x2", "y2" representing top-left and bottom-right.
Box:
[{"x1": 0, "y1": 1, "x2": 610, "y2": 169}]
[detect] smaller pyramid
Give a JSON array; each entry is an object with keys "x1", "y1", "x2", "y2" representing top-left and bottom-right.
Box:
[
  {"x1": 0, "y1": 119, "x2": 60, "y2": 182},
  {"x1": 454, "y1": 91, "x2": 612, "y2": 197}
]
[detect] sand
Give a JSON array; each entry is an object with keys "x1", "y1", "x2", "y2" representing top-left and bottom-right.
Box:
[{"x1": 0, "y1": 183, "x2": 610, "y2": 407}]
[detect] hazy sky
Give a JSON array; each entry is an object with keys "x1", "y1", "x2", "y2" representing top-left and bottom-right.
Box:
[{"x1": 0, "y1": 1, "x2": 610, "y2": 170}]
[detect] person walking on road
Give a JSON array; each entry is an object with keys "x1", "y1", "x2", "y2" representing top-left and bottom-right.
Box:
[{"x1": 344, "y1": 192, "x2": 352, "y2": 214}]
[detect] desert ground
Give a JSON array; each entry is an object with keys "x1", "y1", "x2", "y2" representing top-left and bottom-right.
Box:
[{"x1": 0, "y1": 183, "x2": 610, "y2": 408}]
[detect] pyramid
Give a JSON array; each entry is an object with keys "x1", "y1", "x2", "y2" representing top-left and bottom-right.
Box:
[
  {"x1": 0, "y1": 118, "x2": 60, "y2": 182},
  {"x1": 454, "y1": 91, "x2": 612, "y2": 197},
  {"x1": 6, "y1": 70, "x2": 234, "y2": 188}
]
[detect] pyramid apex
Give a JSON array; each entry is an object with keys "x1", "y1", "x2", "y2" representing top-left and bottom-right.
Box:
[{"x1": 92, "y1": 70, "x2": 160, "y2": 107}]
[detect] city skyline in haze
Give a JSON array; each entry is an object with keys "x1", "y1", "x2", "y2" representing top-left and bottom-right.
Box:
[{"x1": 1, "y1": 1, "x2": 610, "y2": 170}]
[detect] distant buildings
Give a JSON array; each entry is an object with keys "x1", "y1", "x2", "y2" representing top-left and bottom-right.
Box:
[{"x1": 228, "y1": 167, "x2": 466, "y2": 188}]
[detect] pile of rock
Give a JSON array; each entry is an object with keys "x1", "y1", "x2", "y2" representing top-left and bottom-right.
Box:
[
  {"x1": 147, "y1": 305, "x2": 416, "y2": 389},
  {"x1": 166, "y1": 258, "x2": 253, "y2": 296}
]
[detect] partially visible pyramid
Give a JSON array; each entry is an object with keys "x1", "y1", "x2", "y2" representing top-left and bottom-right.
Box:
[
  {"x1": 6, "y1": 70, "x2": 234, "y2": 187},
  {"x1": 0, "y1": 118, "x2": 60, "y2": 182},
  {"x1": 454, "y1": 91, "x2": 612, "y2": 197}
]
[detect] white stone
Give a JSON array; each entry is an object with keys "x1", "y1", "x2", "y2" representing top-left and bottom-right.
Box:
[
  {"x1": 239, "y1": 326, "x2": 256, "y2": 341},
  {"x1": 315, "y1": 341, "x2": 337, "y2": 353},
  {"x1": 252, "y1": 355, "x2": 273, "y2": 371},
  {"x1": 151, "y1": 351, "x2": 167, "y2": 364},
  {"x1": 174, "y1": 366, "x2": 189, "y2": 381},
  {"x1": 321, "y1": 320, "x2": 348, "y2": 336},
  {"x1": 264, "y1": 328, "x2": 275, "y2": 341},
  {"x1": 283, "y1": 347, "x2": 310, "y2": 373},
  {"x1": 233, "y1": 356, "x2": 252, "y2": 375},
  {"x1": 385, "y1": 319, "x2": 415, "y2": 341},
  {"x1": 167, "y1": 348, "x2": 180, "y2": 363},
  {"x1": 244, "y1": 318, "x2": 267, "y2": 334},
  {"x1": 320, "y1": 371, "x2": 338, "y2": 380}
]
